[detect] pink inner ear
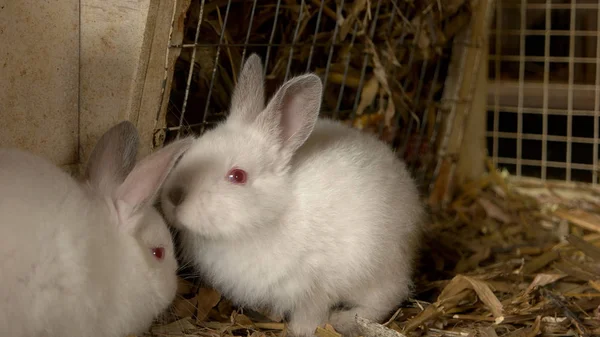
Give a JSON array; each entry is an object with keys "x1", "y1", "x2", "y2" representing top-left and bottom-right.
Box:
[
  {"x1": 116, "y1": 158, "x2": 167, "y2": 209},
  {"x1": 280, "y1": 92, "x2": 307, "y2": 143},
  {"x1": 114, "y1": 138, "x2": 193, "y2": 215}
]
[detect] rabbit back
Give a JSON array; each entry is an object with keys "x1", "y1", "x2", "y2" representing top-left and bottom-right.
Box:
[
  {"x1": 286, "y1": 118, "x2": 422, "y2": 303},
  {"x1": 0, "y1": 148, "x2": 120, "y2": 336},
  {"x1": 291, "y1": 117, "x2": 422, "y2": 278},
  {"x1": 0, "y1": 120, "x2": 193, "y2": 337}
]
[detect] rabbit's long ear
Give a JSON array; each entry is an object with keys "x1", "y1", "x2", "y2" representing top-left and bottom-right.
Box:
[
  {"x1": 113, "y1": 137, "x2": 194, "y2": 225},
  {"x1": 227, "y1": 53, "x2": 265, "y2": 125},
  {"x1": 84, "y1": 121, "x2": 139, "y2": 195},
  {"x1": 255, "y1": 73, "x2": 322, "y2": 161}
]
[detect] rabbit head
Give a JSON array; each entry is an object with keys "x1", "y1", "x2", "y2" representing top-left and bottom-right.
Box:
[
  {"x1": 84, "y1": 121, "x2": 193, "y2": 312},
  {"x1": 160, "y1": 54, "x2": 323, "y2": 240}
]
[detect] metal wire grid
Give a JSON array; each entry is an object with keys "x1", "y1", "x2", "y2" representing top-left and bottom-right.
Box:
[
  {"x1": 487, "y1": 0, "x2": 600, "y2": 184},
  {"x1": 159, "y1": 0, "x2": 454, "y2": 185}
]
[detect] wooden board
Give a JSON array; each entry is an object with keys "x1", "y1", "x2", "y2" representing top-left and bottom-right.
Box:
[{"x1": 0, "y1": 0, "x2": 80, "y2": 168}]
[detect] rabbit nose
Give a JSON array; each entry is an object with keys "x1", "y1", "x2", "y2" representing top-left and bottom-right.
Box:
[{"x1": 168, "y1": 186, "x2": 186, "y2": 206}]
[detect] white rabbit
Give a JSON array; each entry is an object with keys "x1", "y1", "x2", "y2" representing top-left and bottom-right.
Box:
[
  {"x1": 160, "y1": 54, "x2": 424, "y2": 337},
  {"x1": 0, "y1": 121, "x2": 193, "y2": 337}
]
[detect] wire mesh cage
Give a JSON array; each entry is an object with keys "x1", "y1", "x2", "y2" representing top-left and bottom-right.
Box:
[
  {"x1": 160, "y1": 0, "x2": 475, "y2": 194},
  {"x1": 487, "y1": 0, "x2": 600, "y2": 185}
]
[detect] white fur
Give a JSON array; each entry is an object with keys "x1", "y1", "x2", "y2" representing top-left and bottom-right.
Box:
[
  {"x1": 0, "y1": 121, "x2": 193, "y2": 337},
  {"x1": 161, "y1": 54, "x2": 424, "y2": 337}
]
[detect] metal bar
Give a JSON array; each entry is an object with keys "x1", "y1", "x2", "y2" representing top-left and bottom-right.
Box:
[
  {"x1": 566, "y1": 1, "x2": 576, "y2": 181},
  {"x1": 485, "y1": 106, "x2": 599, "y2": 117},
  {"x1": 284, "y1": 0, "x2": 305, "y2": 82},
  {"x1": 400, "y1": 6, "x2": 439, "y2": 155},
  {"x1": 376, "y1": 0, "x2": 400, "y2": 137},
  {"x1": 516, "y1": 0, "x2": 527, "y2": 177},
  {"x1": 333, "y1": 21, "x2": 359, "y2": 120},
  {"x1": 154, "y1": 0, "x2": 180, "y2": 128},
  {"x1": 399, "y1": 57, "x2": 428, "y2": 158},
  {"x1": 485, "y1": 131, "x2": 597, "y2": 144},
  {"x1": 350, "y1": 0, "x2": 383, "y2": 120},
  {"x1": 489, "y1": 54, "x2": 599, "y2": 63},
  {"x1": 173, "y1": 42, "x2": 358, "y2": 48},
  {"x1": 263, "y1": 0, "x2": 283, "y2": 78},
  {"x1": 414, "y1": 58, "x2": 442, "y2": 170},
  {"x1": 395, "y1": 10, "x2": 423, "y2": 158},
  {"x1": 490, "y1": 29, "x2": 600, "y2": 37},
  {"x1": 305, "y1": 0, "x2": 325, "y2": 72},
  {"x1": 492, "y1": 0, "x2": 503, "y2": 167},
  {"x1": 178, "y1": 0, "x2": 207, "y2": 139},
  {"x1": 541, "y1": 0, "x2": 550, "y2": 180},
  {"x1": 321, "y1": 0, "x2": 345, "y2": 108},
  {"x1": 388, "y1": 4, "x2": 412, "y2": 130},
  {"x1": 501, "y1": 3, "x2": 599, "y2": 10},
  {"x1": 495, "y1": 157, "x2": 595, "y2": 171},
  {"x1": 201, "y1": 0, "x2": 233, "y2": 134},
  {"x1": 239, "y1": 0, "x2": 259, "y2": 72},
  {"x1": 594, "y1": 4, "x2": 600, "y2": 185}
]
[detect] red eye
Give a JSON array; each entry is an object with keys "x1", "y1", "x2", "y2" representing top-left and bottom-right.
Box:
[
  {"x1": 151, "y1": 247, "x2": 165, "y2": 260},
  {"x1": 227, "y1": 168, "x2": 247, "y2": 184}
]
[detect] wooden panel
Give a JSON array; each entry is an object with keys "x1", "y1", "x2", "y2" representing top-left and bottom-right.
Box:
[
  {"x1": 79, "y1": 0, "x2": 152, "y2": 170},
  {"x1": 79, "y1": 0, "x2": 191, "y2": 170},
  {"x1": 0, "y1": 0, "x2": 79, "y2": 167}
]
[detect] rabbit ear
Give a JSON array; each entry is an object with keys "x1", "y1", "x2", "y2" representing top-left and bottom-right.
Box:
[
  {"x1": 227, "y1": 53, "x2": 265, "y2": 125},
  {"x1": 84, "y1": 121, "x2": 139, "y2": 195},
  {"x1": 113, "y1": 137, "x2": 194, "y2": 223},
  {"x1": 255, "y1": 73, "x2": 322, "y2": 159}
]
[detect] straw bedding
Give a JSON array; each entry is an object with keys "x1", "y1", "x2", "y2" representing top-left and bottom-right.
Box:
[{"x1": 141, "y1": 167, "x2": 600, "y2": 337}]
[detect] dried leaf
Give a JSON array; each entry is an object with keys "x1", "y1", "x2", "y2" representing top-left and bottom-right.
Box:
[
  {"x1": 315, "y1": 324, "x2": 342, "y2": 337},
  {"x1": 151, "y1": 318, "x2": 196, "y2": 335},
  {"x1": 411, "y1": 16, "x2": 431, "y2": 60},
  {"x1": 176, "y1": 277, "x2": 195, "y2": 294},
  {"x1": 554, "y1": 208, "x2": 600, "y2": 234},
  {"x1": 503, "y1": 315, "x2": 541, "y2": 337},
  {"x1": 525, "y1": 273, "x2": 567, "y2": 294},
  {"x1": 356, "y1": 315, "x2": 407, "y2": 337},
  {"x1": 439, "y1": 275, "x2": 504, "y2": 322},
  {"x1": 384, "y1": 93, "x2": 396, "y2": 129},
  {"x1": 566, "y1": 234, "x2": 600, "y2": 261},
  {"x1": 248, "y1": 331, "x2": 268, "y2": 337},
  {"x1": 521, "y1": 250, "x2": 560, "y2": 275},
  {"x1": 442, "y1": 0, "x2": 467, "y2": 16},
  {"x1": 356, "y1": 76, "x2": 379, "y2": 116},
  {"x1": 232, "y1": 313, "x2": 255, "y2": 327},
  {"x1": 195, "y1": 287, "x2": 222, "y2": 323},
  {"x1": 590, "y1": 280, "x2": 600, "y2": 292},
  {"x1": 172, "y1": 294, "x2": 198, "y2": 318},
  {"x1": 478, "y1": 326, "x2": 499, "y2": 337},
  {"x1": 478, "y1": 197, "x2": 512, "y2": 224}
]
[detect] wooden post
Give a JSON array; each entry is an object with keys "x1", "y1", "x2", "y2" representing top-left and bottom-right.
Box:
[
  {"x1": 455, "y1": 45, "x2": 489, "y2": 188},
  {"x1": 128, "y1": 0, "x2": 192, "y2": 159},
  {"x1": 428, "y1": 0, "x2": 496, "y2": 209}
]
